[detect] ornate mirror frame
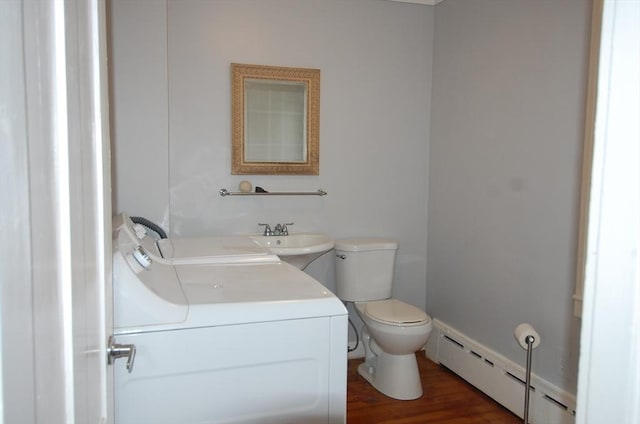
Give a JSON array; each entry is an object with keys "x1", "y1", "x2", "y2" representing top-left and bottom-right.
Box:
[{"x1": 231, "y1": 63, "x2": 320, "y2": 175}]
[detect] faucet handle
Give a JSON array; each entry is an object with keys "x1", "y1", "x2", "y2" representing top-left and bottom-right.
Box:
[
  {"x1": 281, "y1": 223, "x2": 294, "y2": 236},
  {"x1": 258, "y1": 223, "x2": 272, "y2": 236}
]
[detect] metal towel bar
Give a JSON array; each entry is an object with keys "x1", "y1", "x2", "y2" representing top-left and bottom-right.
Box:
[{"x1": 219, "y1": 188, "x2": 327, "y2": 197}]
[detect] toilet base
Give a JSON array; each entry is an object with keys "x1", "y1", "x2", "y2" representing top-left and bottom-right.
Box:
[{"x1": 357, "y1": 351, "x2": 423, "y2": 400}]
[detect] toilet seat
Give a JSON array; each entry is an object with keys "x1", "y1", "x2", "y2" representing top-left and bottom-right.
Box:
[{"x1": 360, "y1": 299, "x2": 429, "y2": 327}]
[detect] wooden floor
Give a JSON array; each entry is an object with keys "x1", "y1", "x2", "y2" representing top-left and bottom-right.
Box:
[{"x1": 347, "y1": 353, "x2": 521, "y2": 424}]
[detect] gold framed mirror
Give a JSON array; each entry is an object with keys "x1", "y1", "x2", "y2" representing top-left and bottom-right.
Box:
[{"x1": 231, "y1": 63, "x2": 320, "y2": 175}]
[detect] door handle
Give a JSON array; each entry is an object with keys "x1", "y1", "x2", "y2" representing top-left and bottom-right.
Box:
[{"x1": 107, "y1": 336, "x2": 136, "y2": 373}]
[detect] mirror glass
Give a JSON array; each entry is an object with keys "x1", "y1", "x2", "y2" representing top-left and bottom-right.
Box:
[
  {"x1": 244, "y1": 79, "x2": 306, "y2": 163},
  {"x1": 232, "y1": 64, "x2": 320, "y2": 175}
]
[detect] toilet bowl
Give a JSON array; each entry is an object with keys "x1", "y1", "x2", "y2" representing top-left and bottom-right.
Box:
[
  {"x1": 355, "y1": 300, "x2": 432, "y2": 400},
  {"x1": 334, "y1": 238, "x2": 432, "y2": 400}
]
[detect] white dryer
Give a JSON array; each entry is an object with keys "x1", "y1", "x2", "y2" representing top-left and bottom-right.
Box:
[{"x1": 111, "y1": 215, "x2": 348, "y2": 424}]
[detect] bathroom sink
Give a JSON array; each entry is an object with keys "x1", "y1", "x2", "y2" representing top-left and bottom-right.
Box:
[{"x1": 250, "y1": 233, "x2": 335, "y2": 270}]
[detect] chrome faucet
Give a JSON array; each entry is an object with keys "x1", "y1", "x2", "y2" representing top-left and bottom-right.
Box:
[
  {"x1": 258, "y1": 223, "x2": 273, "y2": 236},
  {"x1": 273, "y1": 223, "x2": 294, "y2": 236},
  {"x1": 258, "y1": 222, "x2": 294, "y2": 236},
  {"x1": 280, "y1": 223, "x2": 293, "y2": 236}
]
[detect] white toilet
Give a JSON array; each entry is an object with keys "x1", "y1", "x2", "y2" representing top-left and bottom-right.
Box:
[{"x1": 335, "y1": 238, "x2": 432, "y2": 400}]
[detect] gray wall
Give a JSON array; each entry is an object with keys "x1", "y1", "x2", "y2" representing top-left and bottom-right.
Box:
[
  {"x1": 110, "y1": 0, "x2": 434, "y2": 311},
  {"x1": 428, "y1": 0, "x2": 591, "y2": 392}
]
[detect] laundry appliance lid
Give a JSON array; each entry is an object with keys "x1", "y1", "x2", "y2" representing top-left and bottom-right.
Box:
[
  {"x1": 175, "y1": 261, "x2": 347, "y2": 328},
  {"x1": 157, "y1": 236, "x2": 280, "y2": 265},
  {"x1": 114, "y1": 254, "x2": 347, "y2": 335},
  {"x1": 114, "y1": 218, "x2": 346, "y2": 336}
]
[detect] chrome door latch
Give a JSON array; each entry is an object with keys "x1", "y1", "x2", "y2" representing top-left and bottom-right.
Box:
[{"x1": 107, "y1": 336, "x2": 136, "y2": 373}]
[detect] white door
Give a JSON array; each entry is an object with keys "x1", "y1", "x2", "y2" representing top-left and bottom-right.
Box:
[
  {"x1": 65, "y1": 0, "x2": 114, "y2": 422},
  {"x1": 576, "y1": 0, "x2": 640, "y2": 423},
  {"x1": 1, "y1": 0, "x2": 112, "y2": 422}
]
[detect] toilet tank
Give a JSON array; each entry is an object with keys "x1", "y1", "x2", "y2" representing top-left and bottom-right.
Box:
[{"x1": 334, "y1": 238, "x2": 398, "y2": 302}]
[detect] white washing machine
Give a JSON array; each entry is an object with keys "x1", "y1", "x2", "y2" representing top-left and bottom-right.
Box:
[{"x1": 112, "y1": 215, "x2": 348, "y2": 423}]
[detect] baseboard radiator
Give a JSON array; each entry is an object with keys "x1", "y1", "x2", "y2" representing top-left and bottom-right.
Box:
[{"x1": 425, "y1": 319, "x2": 576, "y2": 424}]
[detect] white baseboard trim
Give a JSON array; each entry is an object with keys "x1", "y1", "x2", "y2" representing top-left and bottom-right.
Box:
[{"x1": 425, "y1": 319, "x2": 576, "y2": 424}]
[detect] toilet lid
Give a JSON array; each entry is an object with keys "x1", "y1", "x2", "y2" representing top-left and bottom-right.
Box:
[{"x1": 363, "y1": 299, "x2": 429, "y2": 326}]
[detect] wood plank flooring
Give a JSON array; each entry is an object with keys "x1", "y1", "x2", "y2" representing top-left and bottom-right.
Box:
[{"x1": 347, "y1": 353, "x2": 521, "y2": 424}]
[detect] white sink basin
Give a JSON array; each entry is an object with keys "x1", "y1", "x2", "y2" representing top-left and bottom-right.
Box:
[{"x1": 250, "y1": 233, "x2": 335, "y2": 270}]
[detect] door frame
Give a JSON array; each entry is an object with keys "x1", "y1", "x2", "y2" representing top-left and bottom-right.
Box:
[{"x1": 0, "y1": 0, "x2": 112, "y2": 422}]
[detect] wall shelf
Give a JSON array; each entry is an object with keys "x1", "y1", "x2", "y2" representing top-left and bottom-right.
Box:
[{"x1": 219, "y1": 188, "x2": 327, "y2": 197}]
